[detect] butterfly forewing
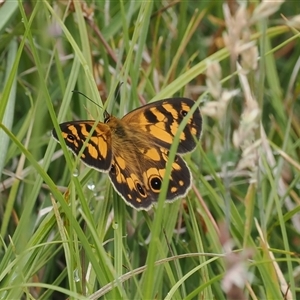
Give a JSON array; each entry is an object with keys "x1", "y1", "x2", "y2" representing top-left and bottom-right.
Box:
[
  {"x1": 122, "y1": 98, "x2": 202, "y2": 154},
  {"x1": 52, "y1": 121, "x2": 113, "y2": 172}
]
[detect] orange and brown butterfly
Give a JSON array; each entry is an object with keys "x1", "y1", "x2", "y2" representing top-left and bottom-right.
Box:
[{"x1": 52, "y1": 98, "x2": 202, "y2": 210}]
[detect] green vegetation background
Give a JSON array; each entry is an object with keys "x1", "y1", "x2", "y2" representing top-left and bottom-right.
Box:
[{"x1": 0, "y1": 1, "x2": 299, "y2": 299}]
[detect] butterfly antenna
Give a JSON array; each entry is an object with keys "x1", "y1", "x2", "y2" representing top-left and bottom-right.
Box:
[{"x1": 72, "y1": 90, "x2": 103, "y2": 109}]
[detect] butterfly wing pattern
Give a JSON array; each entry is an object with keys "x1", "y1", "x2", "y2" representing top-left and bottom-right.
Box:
[
  {"x1": 122, "y1": 98, "x2": 202, "y2": 153},
  {"x1": 52, "y1": 98, "x2": 202, "y2": 210},
  {"x1": 52, "y1": 121, "x2": 113, "y2": 172}
]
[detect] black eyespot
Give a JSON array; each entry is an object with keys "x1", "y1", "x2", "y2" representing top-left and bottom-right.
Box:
[
  {"x1": 150, "y1": 177, "x2": 162, "y2": 192},
  {"x1": 181, "y1": 110, "x2": 188, "y2": 117},
  {"x1": 110, "y1": 164, "x2": 116, "y2": 175},
  {"x1": 136, "y1": 183, "x2": 146, "y2": 196},
  {"x1": 67, "y1": 134, "x2": 75, "y2": 141}
]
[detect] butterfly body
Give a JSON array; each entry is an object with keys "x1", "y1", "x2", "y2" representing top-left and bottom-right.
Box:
[{"x1": 52, "y1": 98, "x2": 202, "y2": 210}]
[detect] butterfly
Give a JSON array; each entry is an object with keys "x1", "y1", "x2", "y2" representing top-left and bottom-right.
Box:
[{"x1": 52, "y1": 98, "x2": 202, "y2": 210}]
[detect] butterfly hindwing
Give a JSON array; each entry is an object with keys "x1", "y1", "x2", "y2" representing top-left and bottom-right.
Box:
[
  {"x1": 108, "y1": 145, "x2": 192, "y2": 210},
  {"x1": 122, "y1": 98, "x2": 202, "y2": 154},
  {"x1": 52, "y1": 121, "x2": 112, "y2": 172}
]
